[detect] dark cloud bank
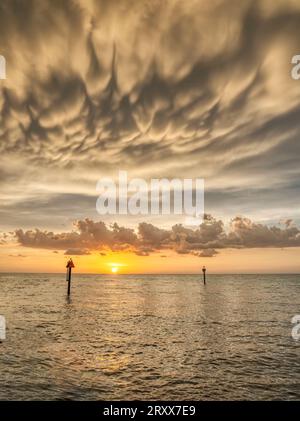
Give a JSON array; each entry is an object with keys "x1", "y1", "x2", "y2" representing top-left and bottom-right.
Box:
[{"x1": 14, "y1": 215, "x2": 300, "y2": 257}]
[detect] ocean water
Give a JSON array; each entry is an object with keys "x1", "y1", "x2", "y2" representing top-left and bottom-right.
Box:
[{"x1": 0, "y1": 273, "x2": 299, "y2": 400}]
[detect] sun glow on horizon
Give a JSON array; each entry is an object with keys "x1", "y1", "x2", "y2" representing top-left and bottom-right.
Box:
[
  {"x1": 1, "y1": 248, "x2": 299, "y2": 274},
  {"x1": 108, "y1": 262, "x2": 126, "y2": 274}
]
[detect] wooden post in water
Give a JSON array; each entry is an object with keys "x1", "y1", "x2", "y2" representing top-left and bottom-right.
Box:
[
  {"x1": 66, "y1": 258, "x2": 75, "y2": 296},
  {"x1": 202, "y1": 265, "x2": 206, "y2": 285}
]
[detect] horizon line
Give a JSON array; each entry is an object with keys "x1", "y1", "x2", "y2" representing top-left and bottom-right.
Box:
[{"x1": 0, "y1": 271, "x2": 299, "y2": 276}]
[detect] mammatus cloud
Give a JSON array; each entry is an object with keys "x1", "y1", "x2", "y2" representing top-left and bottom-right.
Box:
[
  {"x1": 1, "y1": 0, "x2": 300, "y2": 229},
  {"x1": 13, "y1": 215, "x2": 300, "y2": 257}
]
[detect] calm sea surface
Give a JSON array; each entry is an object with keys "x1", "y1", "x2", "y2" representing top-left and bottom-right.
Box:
[{"x1": 0, "y1": 273, "x2": 299, "y2": 400}]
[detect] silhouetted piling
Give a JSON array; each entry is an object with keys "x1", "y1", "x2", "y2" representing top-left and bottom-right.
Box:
[
  {"x1": 66, "y1": 258, "x2": 75, "y2": 296},
  {"x1": 202, "y1": 266, "x2": 206, "y2": 285}
]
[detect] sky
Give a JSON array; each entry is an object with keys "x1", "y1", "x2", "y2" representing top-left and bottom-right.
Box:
[{"x1": 0, "y1": 0, "x2": 300, "y2": 273}]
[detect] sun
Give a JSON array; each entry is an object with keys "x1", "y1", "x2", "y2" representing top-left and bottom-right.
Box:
[{"x1": 108, "y1": 262, "x2": 126, "y2": 274}]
